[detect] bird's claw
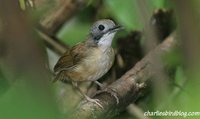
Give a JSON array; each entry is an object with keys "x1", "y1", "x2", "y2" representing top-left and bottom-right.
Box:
[
  {"x1": 95, "y1": 88, "x2": 119, "y2": 104},
  {"x1": 109, "y1": 91, "x2": 119, "y2": 104},
  {"x1": 85, "y1": 97, "x2": 103, "y2": 109}
]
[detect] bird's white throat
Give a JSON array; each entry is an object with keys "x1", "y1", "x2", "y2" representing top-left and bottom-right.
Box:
[{"x1": 98, "y1": 33, "x2": 115, "y2": 52}]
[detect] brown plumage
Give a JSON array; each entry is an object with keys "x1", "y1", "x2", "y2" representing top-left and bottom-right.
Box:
[
  {"x1": 53, "y1": 19, "x2": 122, "y2": 107},
  {"x1": 54, "y1": 41, "x2": 114, "y2": 82}
]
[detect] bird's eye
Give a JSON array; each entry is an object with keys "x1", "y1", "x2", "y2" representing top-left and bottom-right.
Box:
[{"x1": 98, "y1": 24, "x2": 105, "y2": 31}]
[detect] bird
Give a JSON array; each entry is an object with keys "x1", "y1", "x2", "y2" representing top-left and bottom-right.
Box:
[{"x1": 53, "y1": 19, "x2": 122, "y2": 107}]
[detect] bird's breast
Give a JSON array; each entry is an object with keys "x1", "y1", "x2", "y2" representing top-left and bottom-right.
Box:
[{"x1": 69, "y1": 48, "x2": 114, "y2": 81}]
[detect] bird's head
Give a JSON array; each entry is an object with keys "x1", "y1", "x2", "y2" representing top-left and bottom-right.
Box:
[{"x1": 89, "y1": 19, "x2": 122, "y2": 49}]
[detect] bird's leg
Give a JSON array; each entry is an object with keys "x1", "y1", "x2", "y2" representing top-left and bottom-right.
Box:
[
  {"x1": 72, "y1": 81, "x2": 103, "y2": 108},
  {"x1": 94, "y1": 81, "x2": 105, "y2": 89},
  {"x1": 93, "y1": 81, "x2": 119, "y2": 104}
]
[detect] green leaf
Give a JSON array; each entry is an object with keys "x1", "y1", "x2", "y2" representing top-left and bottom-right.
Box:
[
  {"x1": 57, "y1": 18, "x2": 90, "y2": 46},
  {"x1": 0, "y1": 80, "x2": 59, "y2": 119},
  {"x1": 175, "y1": 66, "x2": 185, "y2": 84},
  {"x1": 151, "y1": 0, "x2": 166, "y2": 8},
  {"x1": 104, "y1": 0, "x2": 143, "y2": 31},
  {"x1": 19, "y1": 0, "x2": 26, "y2": 10}
]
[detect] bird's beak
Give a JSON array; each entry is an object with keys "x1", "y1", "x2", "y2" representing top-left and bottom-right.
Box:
[
  {"x1": 108, "y1": 25, "x2": 124, "y2": 33},
  {"x1": 98, "y1": 25, "x2": 123, "y2": 39}
]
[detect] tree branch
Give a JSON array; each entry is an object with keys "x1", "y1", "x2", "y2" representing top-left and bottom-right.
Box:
[
  {"x1": 72, "y1": 32, "x2": 177, "y2": 119},
  {"x1": 39, "y1": 0, "x2": 85, "y2": 36},
  {"x1": 36, "y1": 29, "x2": 68, "y2": 55},
  {"x1": 33, "y1": 0, "x2": 85, "y2": 55}
]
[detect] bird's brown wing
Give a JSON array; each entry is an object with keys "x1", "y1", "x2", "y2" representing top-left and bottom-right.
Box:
[{"x1": 53, "y1": 42, "x2": 87, "y2": 73}]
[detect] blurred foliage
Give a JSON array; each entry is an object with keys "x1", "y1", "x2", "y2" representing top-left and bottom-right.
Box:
[
  {"x1": 57, "y1": 0, "x2": 172, "y2": 46},
  {"x1": 0, "y1": 71, "x2": 9, "y2": 96},
  {"x1": 57, "y1": 18, "x2": 91, "y2": 46},
  {"x1": 1, "y1": 0, "x2": 200, "y2": 119},
  {"x1": 0, "y1": 80, "x2": 59, "y2": 119},
  {"x1": 162, "y1": 48, "x2": 182, "y2": 70},
  {"x1": 105, "y1": 0, "x2": 142, "y2": 31},
  {"x1": 174, "y1": 66, "x2": 185, "y2": 86},
  {"x1": 19, "y1": 0, "x2": 26, "y2": 10}
]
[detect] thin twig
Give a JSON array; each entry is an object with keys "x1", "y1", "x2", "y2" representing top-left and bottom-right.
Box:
[
  {"x1": 39, "y1": 0, "x2": 85, "y2": 36},
  {"x1": 127, "y1": 104, "x2": 151, "y2": 119},
  {"x1": 36, "y1": 29, "x2": 68, "y2": 55}
]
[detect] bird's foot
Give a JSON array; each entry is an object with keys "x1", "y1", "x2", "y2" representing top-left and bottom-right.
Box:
[
  {"x1": 94, "y1": 81, "x2": 105, "y2": 89},
  {"x1": 85, "y1": 96, "x2": 103, "y2": 108},
  {"x1": 95, "y1": 88, "x2": 119, "y2": 104}
]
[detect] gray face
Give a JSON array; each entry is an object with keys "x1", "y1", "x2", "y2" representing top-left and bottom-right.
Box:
[{"x1": 90, "y1": 19, "x2": 119, "y2": 41}]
